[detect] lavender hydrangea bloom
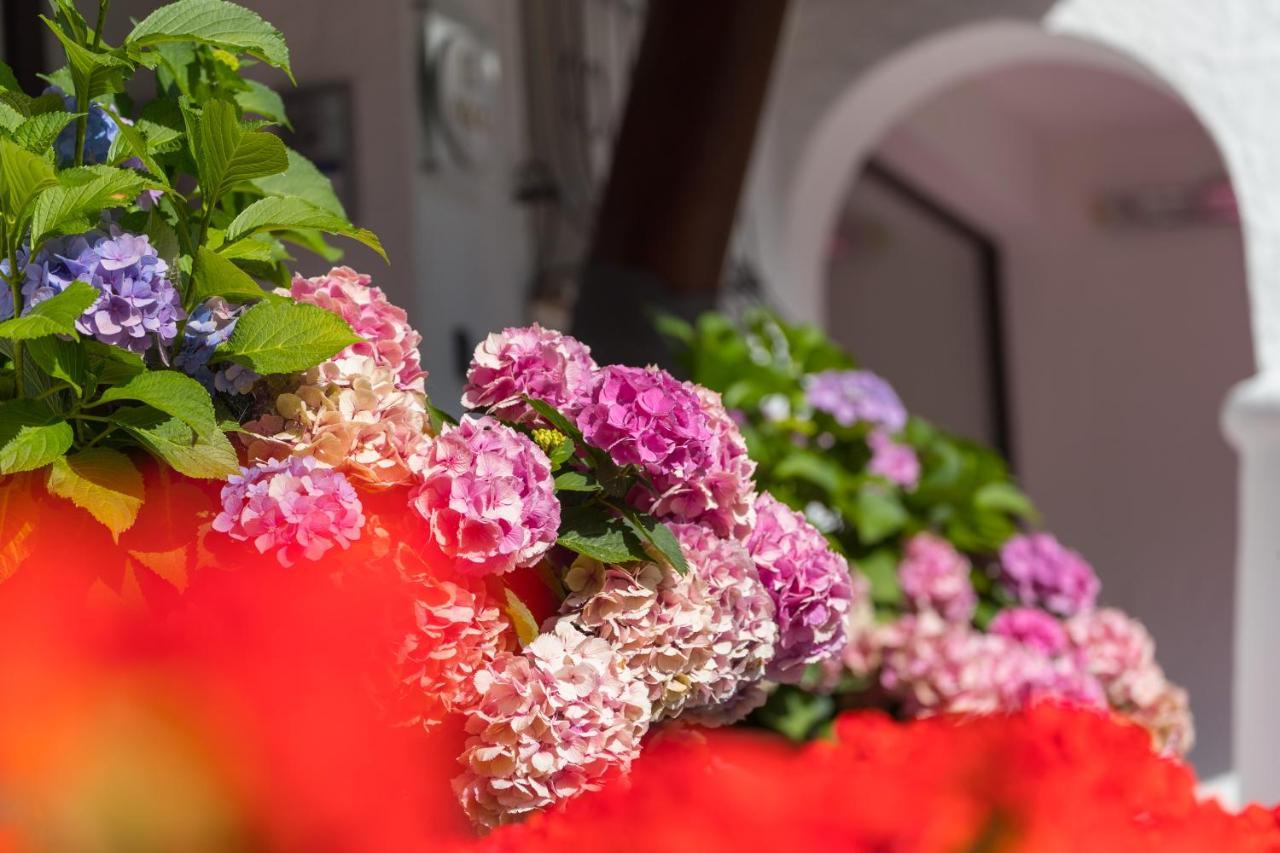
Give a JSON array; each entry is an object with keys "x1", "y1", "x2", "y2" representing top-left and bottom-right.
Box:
[
  {"x1": 998, "y1": 533, "x2": 1100, "y2": 617},
  {"x1": 23, "y1": 228, "x2": 183, "y2": 355},
  {"x1": 51, "y1": 90, "x2": 119, "y2": 167},
  {"x1": 746, "y1": 492, "x2": 853, "y2": 682},
  {"x1": 805, "y1": 369, "x2": 907, "y2": 431},
  {"x1": 175, "y1": 297, "x2": 259, "y2": 395}
]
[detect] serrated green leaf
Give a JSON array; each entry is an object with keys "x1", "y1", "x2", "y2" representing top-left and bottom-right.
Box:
[
  {"x1": 524, "y1": 396, "x2": 587, "y2": 445},
  {"x1": 0, "y1": 102, "x2": 25, "y2": 133},
  {"x1": 553, "y1": 469, "x2": 601, "y2": 493},
  {"x1": 41, "y1": 18, "x2": 133, "y2": 99},
  {"x1": 91, "y1": 369, "x2": 220, "y2": 436},
  {"x1": 0, "y1": 281, "x2": 97, "y2": 341},
  {"x1": 30, "y1": 168, "x2": 153, "y2": 247},
  {"x1": 224, "y1": 196, "x2": 386, "y2": 262},
  {"x1": 252, "y1": 148, "x2": 344, "y2": 216},
  {"x1": 0, "y1": 59, "x2": 21, "y2": 93},
  {"x1": 12, "y1": 111, "x2": 79, "y2": 154},
  {"x1": 192, "y1": 99, "x2": 288, "y2": 212},
  {"x1": 556, "y1": 504, "x2": 649, "y2": 565},
  {"x1": 111, "y1": 406, "x2": 239, "y2": 479},
  {"x1": 618, "y1": 509, "x2": 690, "y2": 575},
  {"x1": 84, "y1": 340, "x2": 146, "y2": 386},
  {"x1": 216, "y1": 234, "x2": 278, "y2": 262},
  {"x1": 26, "y1": 336, "x2": 87, "y2": 396},
  {"x1": 0, "y1": 138, "x2": 58, "y2": 226},
  {"x1": 99, "y1": 103, "x2": 167, "y2": 181},
  {"x1": 211, "y1": 298, "x2": 359, "y2": 374},
  {"x1": 46, "y1": 447, "x2": 144, "y2": 538},
  {"x1": 234, "y1": 79, "x2": 291, "y2": 130},
  {"x1": 0, "y1": 400, "x2": 73, "y2": 474},
  {"x1": 126, "y1": 0, "x2": 293, "y2": 80},
  {"x1": 190, "y1": 245, "x2": 264, "y2": 305}
]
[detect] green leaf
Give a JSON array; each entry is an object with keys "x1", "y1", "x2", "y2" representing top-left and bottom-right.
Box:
[
  {"x1": 0, "y1": 138, "x2": 58, "y2": 226},
  {"x1": 554, "y1": 469, "x2": 601, "y2": 493},
  {"x1": 30, "y1": 168, "x2": 153, "y2": 247},
  {"x1": 618, "y1": 509, "x2": 690, "y2": 575},
  {"x1": 775, "y1": 450, "x2": 845, "y2": 495},
  {"x1": 99, "y1": 103, "x2": 167, "y2": 181},
  {"x1": 191, "y1": 99, "x2": 288, "y2": 212},
  {"x1": 91, "y1": 369, "x2": 220, "y2": 435},
  {"x1": 0, "y1": 59, "x2": 21, "y2": 93},
  {"x1": 234, "y1": 79, "x2": 291, "y2": 130},
  {"x1": 216, "y1": 235, "x2": 279, "y2": 263},
  {"x1": 212, "y1": 298, "x2": 359, "y2": 374},
  {"x1": 0, "y1": 281, "x2": 97, "y2": 341},
  {"x1": 252, "y1": 148, "x2": 344, "y2": 216},
  {"x1": 26, "y1": 336, "x2": 87, "y2": 396},
  {"x1": 42, "y1": 19, "x2": 133, "y2": 99},
  {"x1": 12, "y1": 111, "x2": 79, "y2": 154},
  {"x1": 46, "y1": 447, "x2": 144, "y2": 538},
  {"x1": 973, "y1": 481, "x2": 1038, "y2": 520},
  {"x1": 84, "y1": 340, "x2": 146, "y2": 386},
  {"x1": 0, "y1": 400, "x2": 73, "y2": 474},
  {"x1": 190, "y1": 245, "x2": 264, "y2": 305},
  {"x1": 856, "y1": 549, "x2": 903, "y2": 607},
  {"x1": 111, "y1": 406, "x2": 239, "y2": 479},
  {"x1": 556, "y1": 504, "x2": 649, "y2": 565},
  {"x1": 224, "y1": 196, "x2": 386, "y2": 262},
  {"x1": 0, "y1": 102, "x2": 26, "y2": 133},
  {"x1": 524, "y1": 396, "x2": 586, "y2": 445},
  {"x1": 847, "y1": 487, "x2": 908, "y2": 546},
  {"x1": 126, "y1": 0, "x2": 293, "y2": 80}
]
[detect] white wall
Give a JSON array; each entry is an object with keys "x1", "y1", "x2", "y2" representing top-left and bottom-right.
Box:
[{"x1": 826, "y1": 67, "x2": 1252, "y2": 775}]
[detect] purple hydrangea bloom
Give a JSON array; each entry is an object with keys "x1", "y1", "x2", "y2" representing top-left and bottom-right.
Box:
[
  {"x1": 805, "y1": 369, "x2": 907, "y2": 431},
  {"x1": 24, "y1": 228, "x2": 183, "y2": 355},
  {"x1": 175, "y1": 296, "x2": 259, "y2": 395},
  {"x1": 746, "y1": 492, "x2": 853, "y2": 682},
  {"x1": 50, "y1": 89, "x2": 120, "y2": 167},
  {"x1": 897, "y1": 532, "x2": 977, "y2": 623},
  {"x1": 989, "y1": 606, "x2": 1070, "y2": 656},
  {"x1": 998, "y1": 532, "x2": 1100, "y2": 617},
  {"x1": 576, "y1": 364, "x2": 713, "y2": 473}
]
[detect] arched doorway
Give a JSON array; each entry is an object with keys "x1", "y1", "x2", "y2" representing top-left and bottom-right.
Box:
[{"x1": 779, "y1": 22, "x2": 1251, "y2": 783}]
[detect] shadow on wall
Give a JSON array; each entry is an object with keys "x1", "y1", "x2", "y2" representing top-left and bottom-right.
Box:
[{"x1": 821, "y1": 48, "x2": 1251, "y2": 777}]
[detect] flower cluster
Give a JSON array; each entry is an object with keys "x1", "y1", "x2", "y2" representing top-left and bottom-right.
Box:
[
  {"x1": 212, "y1": 455, "x2": 365, "y2": 567},
  {"x1": 867, "y1": 428, "x2": 920, "y2": 489},
  {"x1": 577, "y1": 365, "x2": 713, "y2": 475},
  {"x1": 454, "y1": 621, "x2": 651, "y2": 830},
  {"x1": 174, "y1": 296, "x2": 258, "y2": 395},
  {"x1": 805, "y1": 368, "x2": 907, "y2": 431},
  {"x1": 746, "y1": 493, "x2": 853, "y2": 682},
  {"x1": 897, "y1": 533, "x2": 976, "y2": 622},
  {"x1": 290, "y1": 267, "x2": 426, "y2": 392},
  {"x1": 407, "y1": 416, "x2": 559, "y2": 576},
  {"x1": 462, "y1": 323, "x2": 598, "y2": 422},
  {"x1": 998, "y1": 532, "x2": 1100, "y2": 617},
  {"x1": 52, "y1": 90, "x2": 119, "y2": 167},
  {"x1": 23, "y1": 229, "x2": 183, "y2": 354}
]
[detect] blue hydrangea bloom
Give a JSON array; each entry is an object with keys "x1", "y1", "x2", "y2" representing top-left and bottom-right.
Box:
[
  {"x1": 0, "y1": 248, "x2": 26, "y2": 322},
  {"x1": 804, "y1": 369, "x2": 907, "y2": 432},
  {"x1": 175, "y1": 296, "x2": 260, "y2": 395},
  {"x1": 50, "y1": 90, "x2": 120, "y2": 168},
  {"x1": 24, "y1": 228, "x2": 184, "y2": 355}
]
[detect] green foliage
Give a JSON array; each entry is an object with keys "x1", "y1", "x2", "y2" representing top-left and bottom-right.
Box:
[{"x1": 0, "y1": 0, "x2": 388, "y2": 535}]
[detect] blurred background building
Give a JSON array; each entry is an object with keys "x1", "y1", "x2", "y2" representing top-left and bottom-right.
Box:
[{"x1": 6, "y1": 0, "x2": 1275, "y2": 794}]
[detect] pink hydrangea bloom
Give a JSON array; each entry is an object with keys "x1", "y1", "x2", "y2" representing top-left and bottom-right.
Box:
[
  {"x1": 243, "y1": 354, "x2": 428, "y2": 488},
  {"x1": 394, "y1": 571, "x2": 512, "y2": 728},
  {"x1": 841, "y1": 570, "x2": 882, "y2": 676},
  {"x1": 746, "y1": 493, "x2": 853, "y2": 683},
  {"x1": 670, "y1": 522, "x2": 777, "y2": 723},
  {"x1": 897, "y1": 533, "x2": 977, "y2": 623},
  {"x1": 998, "y1": 532, "x2": 1100, "y2": 617},
  {"x1": 638, "y1": 385, "x2": 759, "y2": 540},
  {"x1": 290, "y1": 267, "x2": 426, "y2": 392},
  {"x1": 556, "y1": 558, "x2": 718, "y2": 722},
  {"x1": 461, "y1": 323, "x2": 598, "y2": 423},
  {"x1": 1066, "y1": 607, "x2": 1195, "y2": 755},
  {"x1": 867, "y1": 428, "x2": 920, "y2": 489},
  {"x1": 577, "y1": 364, "x2": 711, "y2": 474},
  {"x1": 212, "y1": 456, "x2": 365, "y2": 567},
  {"x1": 989, "y1": 607, "x2": 1069, "y2": 656},
  {"x1": 408, "y1": 416, "x2": 559, "y2": 576},
  {"x1": 453, "y1": 621, "x2": 651, "y2": 829}
]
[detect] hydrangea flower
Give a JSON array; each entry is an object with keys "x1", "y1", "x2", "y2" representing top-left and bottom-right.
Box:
[
  {"x1": 746, "y1": 493, "x2": 853, "y2": 682},
  {"x1": 393, "y1": 571, "x2": 512, "y2": 728},
  {"x1": 998, "y1": 533, "x2": 1100, "y2": 617},
  {"x1": 212, "y1": 456, "x2": 365, "y2": 567},
  {"x1": 243, "y1": 354, "x2": 428, "y2": 488},
  {"x1": 556, "y1": 557, "x2": 718, "y2": 722},
  {"x1": 290, "y1": 267, "x2": 426, "y2": 392},
  {"x1": 577, "y1": 364, "x2": 712, "y2": 472},
  {"x1": 461, "y1": 323, "x2": 599, "y2": 423},
  {"x1": 805, "y1": 369, "x2": 907, "y2": 431},
  {"x1": 23, "y1": 229, "x2": 183, "y2": 354},
  {"x1": 670, "y1": 523, "x2": 777, "y2": 723},
  {"x1": 174, "y1": 296, "x2": 259, "y2": 395},
  {"x1": 637, "y1": 385, "x2": 759, "y2": 540},
  {"x1": 51, "y1": 91, "x2": 119, "y2": 167},
  {"x1": 989, "y1": 607, "x2": 1069, "y2": 656},
  {"x1": 897, "y1": 533, "x2": 977, "y2": 623},
  {"x1": 407, "y1": 416, "x2": 559, "y2": 576},
  {"x1": 867, "y1": 428, "x2": 920, "y2": 489},
  {"x1": 453, "y1": 620, "x2": 651, "y2": 829}
]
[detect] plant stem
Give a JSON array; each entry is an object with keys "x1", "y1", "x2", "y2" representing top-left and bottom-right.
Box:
[
  {"x1": 33, "y1": 382, "x2": 72, "y2": 402},
  {"x1": 73, "y1": 0, "x2": 112, "y2": 167},
  {"x1": 92, "y1": 0, "x2": 110, "y2": 48}
]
